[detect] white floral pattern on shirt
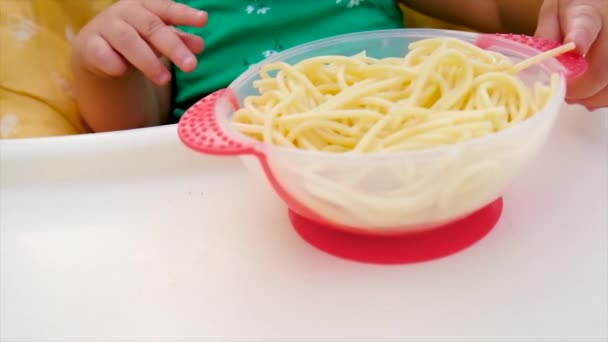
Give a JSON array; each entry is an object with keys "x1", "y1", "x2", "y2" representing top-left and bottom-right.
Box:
[
  {"x1": 336, "y1": 0, "x2": 366, "y2": 8},
  {"x1": 245, "y1": 0, "x2": 271, "y2": 15}
]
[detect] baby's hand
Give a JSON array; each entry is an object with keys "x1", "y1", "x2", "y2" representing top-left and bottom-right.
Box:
[
  {"x1": 535, "y1": 0, "x2": 607, "y2": 110},
  {"x1": 72, "y1": 0, "x2": 207, "y2": 86}
]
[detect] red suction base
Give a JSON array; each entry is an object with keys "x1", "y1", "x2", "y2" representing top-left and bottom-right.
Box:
[{"x1": 290, "y1": 198, "x2": 503, "y2": 265}]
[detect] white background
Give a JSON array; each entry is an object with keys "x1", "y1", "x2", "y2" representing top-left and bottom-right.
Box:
[{"x1": 1, "y1": 105, "x2": 606, "y2": 342}]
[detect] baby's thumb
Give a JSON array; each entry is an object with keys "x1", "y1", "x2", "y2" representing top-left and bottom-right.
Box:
[
  {"x1": 535, "y1": 0, "x2": 562, "y2": 42},
  {"x1": 562, "y1": 1, "x2": 602, "y2": 55}
]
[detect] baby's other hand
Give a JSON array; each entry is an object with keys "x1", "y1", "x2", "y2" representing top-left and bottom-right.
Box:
[
  {"x1": 535, "y1": 0, "x2": 608, "y2": 110},
  {"x1": 72, "y1": 0, "x2": 208, "y2": 86}
]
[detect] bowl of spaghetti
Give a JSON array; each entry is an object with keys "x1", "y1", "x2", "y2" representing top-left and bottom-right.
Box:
[{"x1": 178, "y1": 29, "x2": 576, "y2": 239}]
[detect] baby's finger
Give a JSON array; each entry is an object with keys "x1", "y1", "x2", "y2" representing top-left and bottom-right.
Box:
[
  {"x1": 143, "y1": 0, "x2": 208, "y2": 27},
  {"x1": 566, "y1": 30, "x2": 608, "y2": 100},
  {"x1": 101, "y1": 21, "x2": 170, "y2": 85},
  {"x1": 122, "y1": 8, "x2": 197, "y2": 72},
  {"x1": 146, "y1": 31, "x2": 203, "y2": 57},
  {"x1": 82, "y1": 34, "x2": 130, "y2": 77},
  {"x1": 535, "y1": 0, "x2": 562, "y2": 42},
  {"x1": 574, "y1": 84, "x2": 608, "y2": 110},
  {"x1": 176, "y1": 29, "x2": 205, "y2": 54},
  {"x1": 561, "y1": 0, "x2": 602, "y2": 55}
]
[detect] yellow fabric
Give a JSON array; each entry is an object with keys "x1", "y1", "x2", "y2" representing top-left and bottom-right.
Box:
[
  {"x1": 0, "y1": 0, "x2": 114, "y2": 139},
  {"x1": 400, "y1": 5, "x2": 473, "y2": 31}
]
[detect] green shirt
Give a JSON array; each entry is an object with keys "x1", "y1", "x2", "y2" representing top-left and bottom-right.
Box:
[{"x1": 173, "y1": 0, "x2": 405, "y2": 120}]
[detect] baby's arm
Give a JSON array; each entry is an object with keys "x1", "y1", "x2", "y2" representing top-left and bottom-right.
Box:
[
  {"x1": 398, "y1": 0, "x2": 543, "y2": 34},
  {"x1": 71, "y1": 0, "x2": 207, "y2": 132},
  {"x1": 71, "y1": 54, "x2": 172, "y2": 132}
]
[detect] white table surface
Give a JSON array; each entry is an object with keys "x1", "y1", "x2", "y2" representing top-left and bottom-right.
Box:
[{"x1": 1, "y1": 105, "x2": 606, "y2": 342}]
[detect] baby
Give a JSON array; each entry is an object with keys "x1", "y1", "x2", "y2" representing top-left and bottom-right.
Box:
[{"x1": 70, "y1": 0, "x2": 608, "y2": 133}]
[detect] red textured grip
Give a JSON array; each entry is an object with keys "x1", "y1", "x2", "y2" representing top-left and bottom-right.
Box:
[
  {"x1": 178, "y1": 89, "x2": 257, "y2": 156},
  {"x1": 475, "y1": 33, "x2": 588, "y2": 80}
]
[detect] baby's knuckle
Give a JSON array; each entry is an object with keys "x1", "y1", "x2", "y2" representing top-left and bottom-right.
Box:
[
  {"x1": 142, "y1": 0, "x2": 174, "y2": 14},
  {"x1": 162, "y1": 31, "x2": 180, "y2": 47},
  {"x1": 160, "y1": 0, "x2": 177, "y2": 15},
  {"x1": 142, "y1": 16, "x2": 166, "y2": 37},
  {"x1": 573, "y1": 3, "x2": 597, "y2": 15},
  {"x1": 82, "y1": 39, "x2": 111, "y2": 71},
  {"x1": 83, "y1": 38, "x2": 102, "y2": 59},
  {"x1": 119, "y1": 0, "x2": 140, "y2": 5},
  {"x1": 111, "y1": 24, "x2": 137, "y2": 48},
  {"x1": 111, "y1": 0, "x2": 137, "y2": 13}
]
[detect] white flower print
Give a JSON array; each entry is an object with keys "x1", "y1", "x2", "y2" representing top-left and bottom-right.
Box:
[
  {"x1": 64, "y1": 25, "x2": 76, "y2": 42},
  {"x1": 0, "y1": 114, "x2": 19, "y2": 138},
  {"x1": 51, "y1": 72, "x2": 74, "y2": 98},
  {"x1": 336, "y1": 0, "x2": 365, "y2": 8},
  {"x1": 256, "y1": 7, "x2": 271, "y2": 14},
  {"x1": 7, "y1": 18, "x2": 37, "y2": 42},
  {"x1": 245, "y1": 2, "x2": 271, "y2": 15},
  {"x1": 262, "y1": 49, "x2": 278, "y2": 58}
]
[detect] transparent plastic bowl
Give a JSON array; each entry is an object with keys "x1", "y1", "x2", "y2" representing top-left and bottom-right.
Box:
[{"x1": 178, "y1": 29, "x2": 565, "y2": 236}]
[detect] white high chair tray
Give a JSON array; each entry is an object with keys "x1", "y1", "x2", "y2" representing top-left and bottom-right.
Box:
[{"x1": 1, "y1": 105, "x2": 606, "y2": 342}]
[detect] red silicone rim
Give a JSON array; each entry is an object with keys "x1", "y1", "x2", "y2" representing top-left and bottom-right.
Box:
[{"x1": 290, "y1": 198, "x2": 503, "y2": 265}]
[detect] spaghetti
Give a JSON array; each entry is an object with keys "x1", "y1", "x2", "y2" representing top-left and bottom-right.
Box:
[{"x1": 232, "y1": 37, "x2": 571, "y2": 153}]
